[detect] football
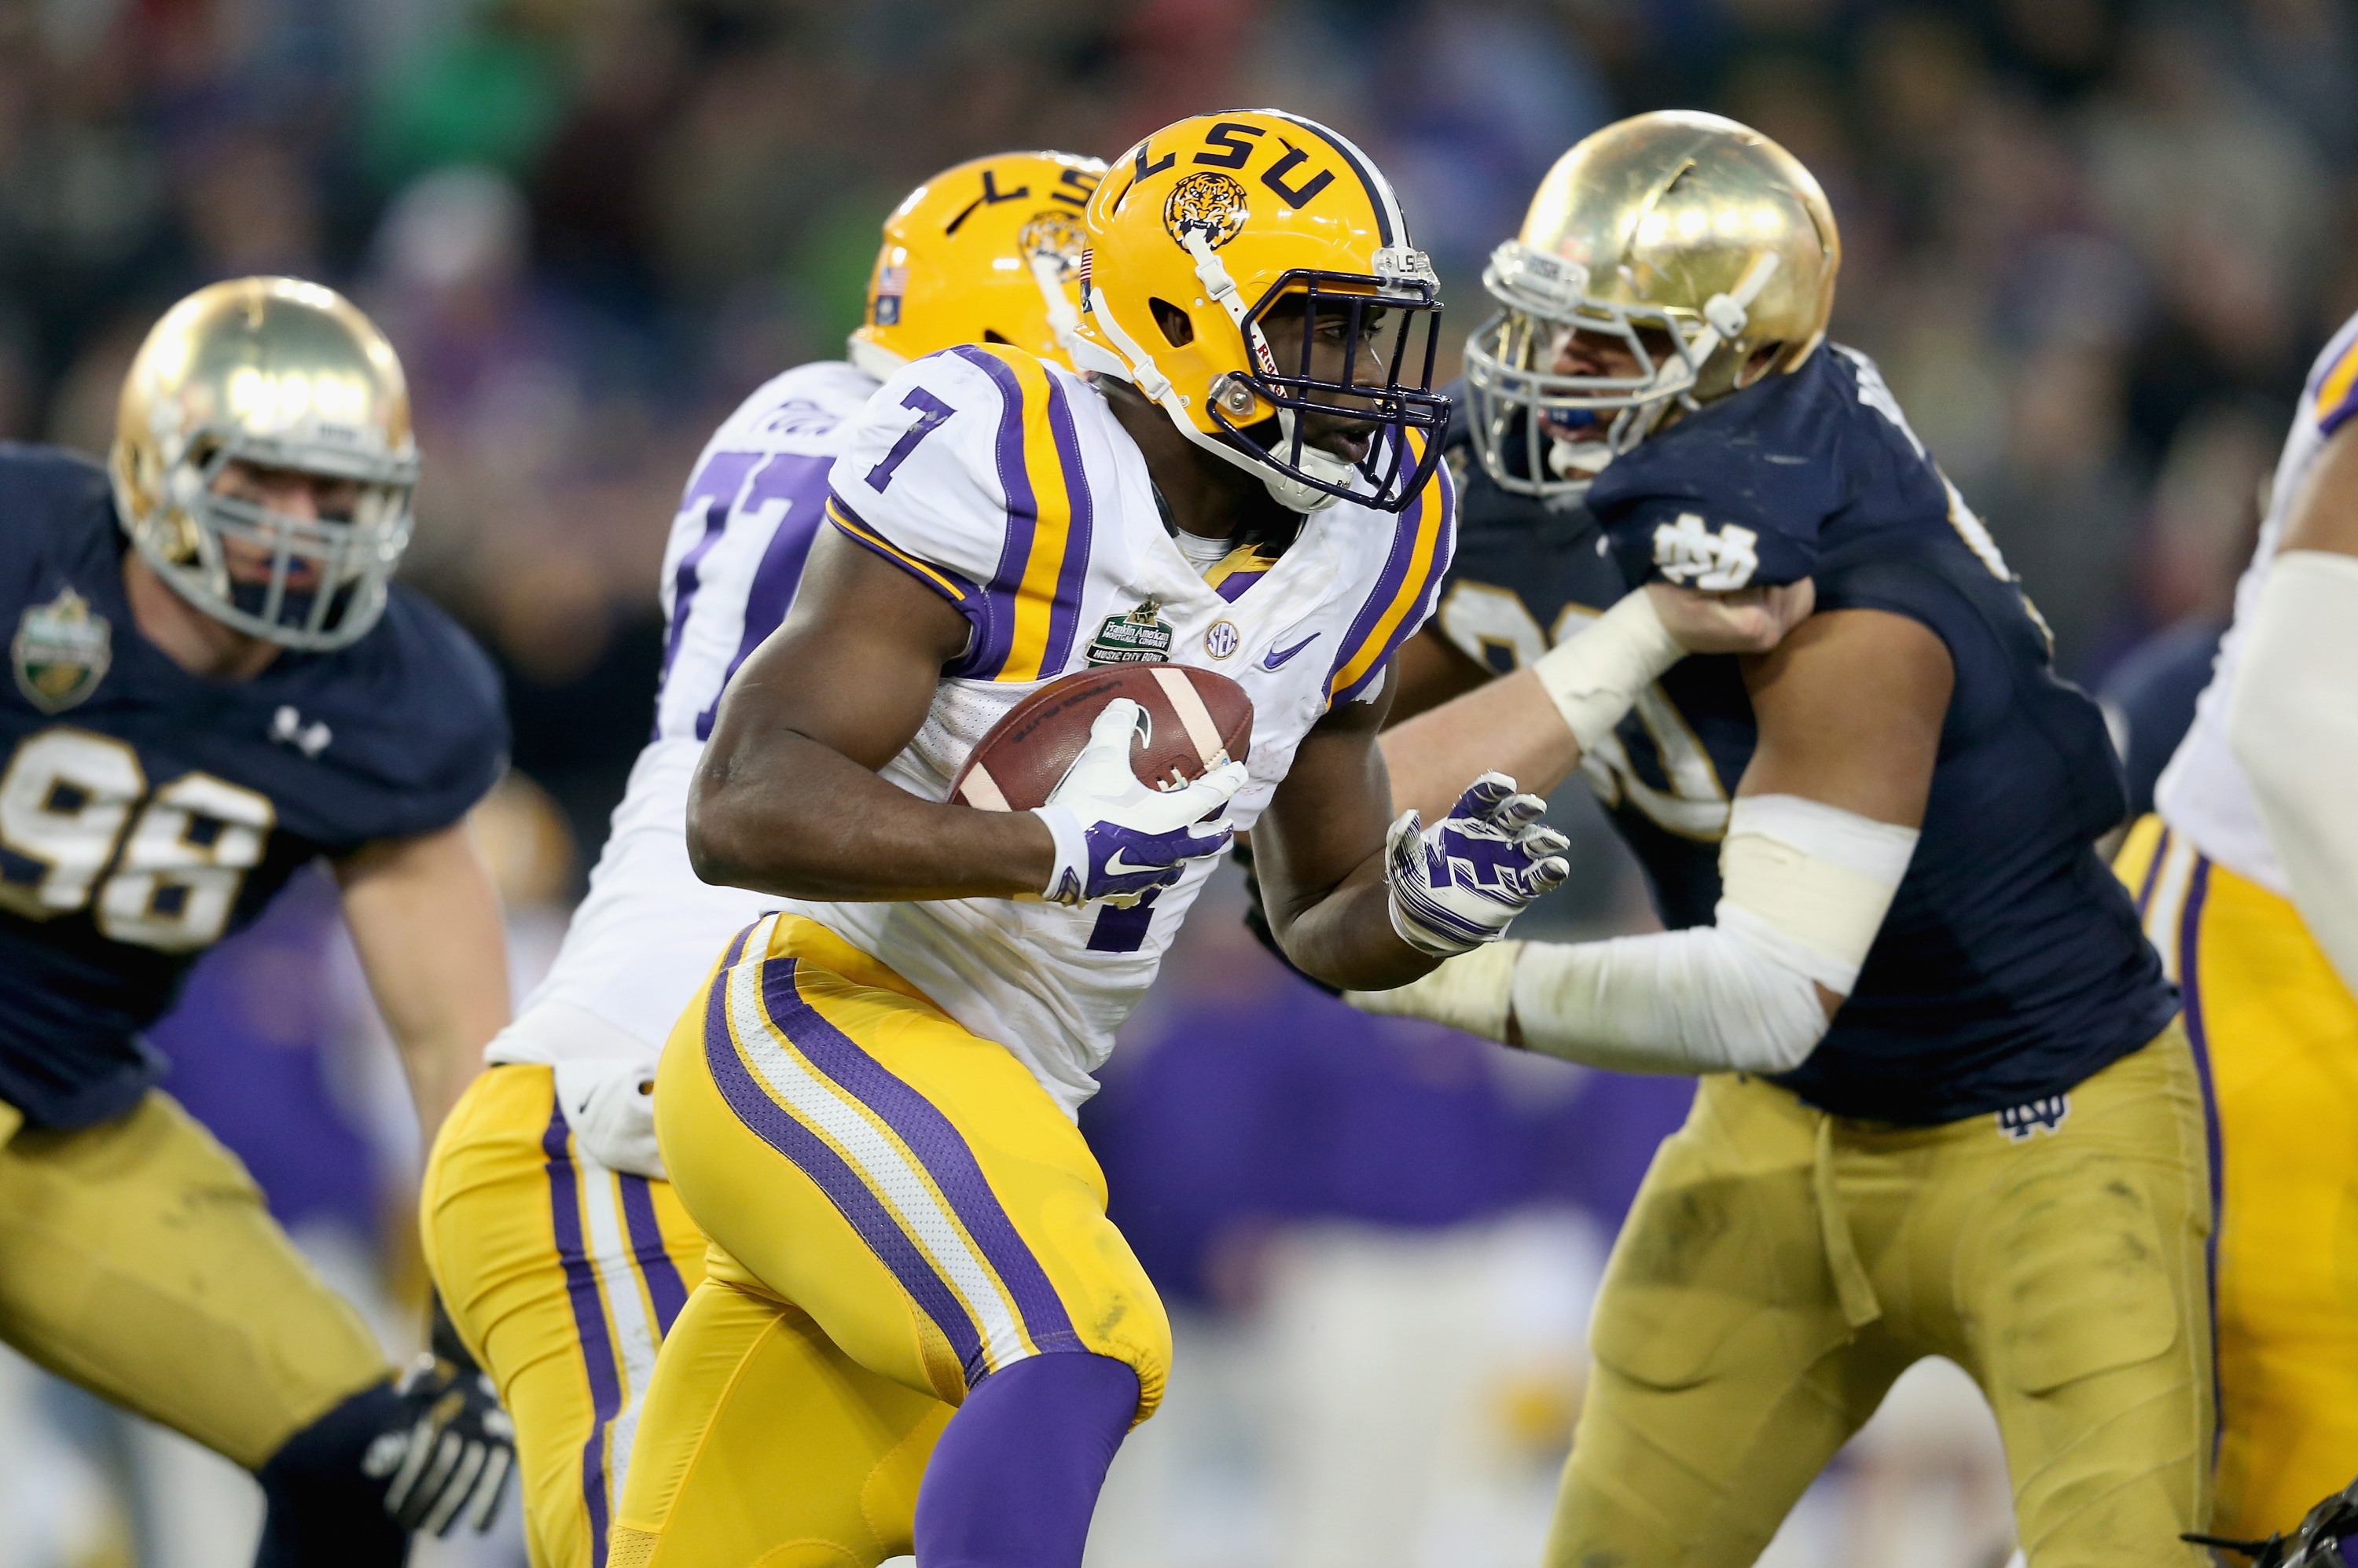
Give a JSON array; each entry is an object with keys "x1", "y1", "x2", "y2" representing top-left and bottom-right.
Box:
[{"x1": 947, "y1": 663, "x2": 1254, "y2": 812}]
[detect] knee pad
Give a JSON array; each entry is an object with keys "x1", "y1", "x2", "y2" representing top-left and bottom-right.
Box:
[{"x1": 253, "y1": 1380, "x2": 408, "y2": 1568}]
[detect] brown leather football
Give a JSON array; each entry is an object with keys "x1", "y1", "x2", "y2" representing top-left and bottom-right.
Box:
[{"x1": 947, "y1": 663, "x2": 1254, "y2": 812}]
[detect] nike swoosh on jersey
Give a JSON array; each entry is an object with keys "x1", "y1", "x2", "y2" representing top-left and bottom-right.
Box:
[{"x1": 1262, "y1": 633, "x2": 1320, "y2": 670}]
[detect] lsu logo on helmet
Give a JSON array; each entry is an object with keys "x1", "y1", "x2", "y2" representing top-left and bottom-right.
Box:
[
  {"x1": 1068, "y1": 108, "x2": 1449, "y2": 515},
  {"x1": 850, "y1": 150, "x2": 1108, "y2": 379}
]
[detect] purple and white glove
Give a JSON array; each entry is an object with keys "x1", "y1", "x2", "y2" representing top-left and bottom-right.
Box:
[
  {"x1": 1384, "y1": 772, "x2": 1570, "y2": 957},
  {"x1": 1034, "y1": 698, "x2": 1247, "y2": 908}
]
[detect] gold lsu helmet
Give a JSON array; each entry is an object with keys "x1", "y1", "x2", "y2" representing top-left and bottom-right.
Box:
[
  {"x1": 112, "y1": 276, "x2": 420, "y2": 651},
  {"x1": 849, "y1": 150, "x2": 1109, "y2": 379},
  {"x1": 1464, "y1": 110, "x2": 1839, "y2": 501},
  {"x1": 1069, "y1": 109, "x2": 1448, "y2": 513}
]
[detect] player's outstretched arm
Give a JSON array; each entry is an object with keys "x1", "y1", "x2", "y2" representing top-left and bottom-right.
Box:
[
  {"x1": 1351, "y1": 609, "x2": 1943, "y2": 1075},
  {"x1": 2231, "y1": 421, "x2": 2358, "y2": 994},
  {"x1": 1254, "y1": 663, "x2": 1567, "y2": 991},
  {"x1": 1379, "y1": 579, "x2": 1816, "y2": 822},
  {"x1": 335, "y1": 821, "x2": 509, "y2": 1139},
  {"x1": 689, "y1": 527, "x2": 1063, "y2": 902}
]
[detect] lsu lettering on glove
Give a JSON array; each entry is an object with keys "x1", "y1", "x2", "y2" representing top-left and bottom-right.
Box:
[
  {"x1": 553, "y1": 1055, "x2": 663, "y2": 1178},
  {"x1": 1384, "y1": 772, "x2": 1570, "y2": 957},
  {"x1": 364, "y1": 1298, "x2": 516, "y2": 1536},
  {"x1": 1033, "y1": 697, "x2": 1246, "y2": 907}
]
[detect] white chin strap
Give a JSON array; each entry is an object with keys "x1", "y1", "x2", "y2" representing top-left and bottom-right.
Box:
[
  {"x1": 1030, "y1": 254, "x2": 1086, "y2": 365},
  {"x1": 846, "y1": 336, "x2": 905, "y2": 384}
]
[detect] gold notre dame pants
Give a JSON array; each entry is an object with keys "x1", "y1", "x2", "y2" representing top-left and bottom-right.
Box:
[
  {"x1": 1548, "y1": 1024, "x2": 2214, "y2": 1566},
  {"x1": 0, "y1": 1089, "x2": 392, "y2": 1470},
  {"x1": 421, "y1": 1063, "x2": 709, "y2": 1568},
  {"x1": 2118, "y1": 814, "x2": 2358, "y2": 1540},
  {"x1": 610, "y1": 914, "x2": 1170, "y2": 1568}
]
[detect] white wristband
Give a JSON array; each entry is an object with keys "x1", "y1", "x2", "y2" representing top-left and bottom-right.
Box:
[
  {"x1": 1030, "y1": 804, "x2": 1090, "y2": 904},
  {"x1": 1534, "y1": 589, "x2": 1684, "y2": 750}
]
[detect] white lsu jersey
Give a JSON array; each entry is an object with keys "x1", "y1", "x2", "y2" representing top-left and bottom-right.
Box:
[
  {"x1": 488, "y1": 359, "x2": 881, "y2": 1070},
  {"x1": 798, "y1": 344, "x2": 1453, "y2": 1116},
  {"x1": 2154, "y1": 311, "x2": 2358, "y2": 896}
]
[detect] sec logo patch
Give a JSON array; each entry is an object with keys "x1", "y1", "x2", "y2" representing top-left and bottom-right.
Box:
[{"x1": 1203, "y1": 620, "x2": 1240, "y2": 659}]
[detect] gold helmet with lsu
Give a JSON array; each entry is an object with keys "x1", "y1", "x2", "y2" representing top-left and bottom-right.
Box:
[
  {"x1": 112, "y1": 276, "x2": 420, "y2": 650},
  {"x1": 1465, "y1": 109, "x2": 1839, "y2": 501},
  {"x1": 1069, "y1": 109, "x2": 1447, "y2": 513},
  {"x1": 849, "y1": 150, "x2": 1108, "y2": 380}
]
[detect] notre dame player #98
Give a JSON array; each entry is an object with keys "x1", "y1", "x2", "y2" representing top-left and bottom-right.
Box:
[{"x1": 0, "y1": 276, "x2": 518, "y2": 1560}]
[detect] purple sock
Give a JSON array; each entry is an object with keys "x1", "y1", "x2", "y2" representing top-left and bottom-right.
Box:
[{"x1": 913, "y1": 1352, "x2": 1140, "y2": 1568}]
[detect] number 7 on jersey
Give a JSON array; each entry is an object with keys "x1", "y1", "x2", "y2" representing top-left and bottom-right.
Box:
[{"x1": 864, "y1": 388, "x2": 955, "y2": 491}]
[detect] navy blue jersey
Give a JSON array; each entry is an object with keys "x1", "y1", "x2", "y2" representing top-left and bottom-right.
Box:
[
  {"x1": 2097, "y1": 619, "x2": 2224, "y2": 821},
  {"x1": 0, "y1": 445, "x2": 506, "y2": 1129},
  {"x1": 1434, "y1": 348, "x2": 2176, "y2": 1126}
]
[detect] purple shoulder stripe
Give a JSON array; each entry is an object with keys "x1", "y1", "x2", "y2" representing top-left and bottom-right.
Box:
[
  {"x1": 1328, "y1": 453, "x2": 1456, "y2": 706},
  {"x1": 946, "y1": 346, "x2": 1034, "y2": 678},
  {"x1": 1038, "y1": 370, "x2": 1096, "y2": 675},
  {"x1": 827, "y1": 490, "x2": 994, "y2": 670}
]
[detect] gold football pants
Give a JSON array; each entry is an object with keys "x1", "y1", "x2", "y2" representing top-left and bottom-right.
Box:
[
  {"x1": 1549, "y1": 1026, "x2": 2214, "y2": 1566},
  {"x1": 421, "y1": 1062, "x2": 709, "y2": 1568},
  {"x1": 2120, "y1": 815, "x2": 2358, "y2": 1540},
  {"x1": 611, "y1": 914, "x2": 1169, "y2": 1568},
  {"x1": 0, "y1": 1089, "x2": 392, "y2": 1471}
]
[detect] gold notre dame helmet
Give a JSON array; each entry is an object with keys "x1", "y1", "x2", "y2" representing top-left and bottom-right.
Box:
[
  {"x1": 849, "y1": 150, "x2": 1109, "y2": 379},
  {"x1": 1070, "y1": 109, "x2": 1448, "y2": 513},
  {"x1": 1465, "y1": 109, "x2": 1840, "y2": 501},
  {"x1": 112, "y1": 276, "x2": 420, "y2": 650}
]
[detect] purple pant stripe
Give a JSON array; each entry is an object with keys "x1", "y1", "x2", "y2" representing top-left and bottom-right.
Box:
[
  {"x1": 756, "y1": 957, "x2": 1081, "y2": 1351},
  {"x1": 2175, "y1": 854, "x2": 2226, "y2": 1463},
  {"x1": 2136, "y1": 825, "x2": 2172, "y2": 916},
  {"x1": 542, "y1": 1100, "x2": 623, "y2": 1568},
  {"x1": 698, "y1": 960, "x2": 991, "y2": 1385},
  {"x1": 615, "y1": 1176, "x2": 690, "y2": 1337}
]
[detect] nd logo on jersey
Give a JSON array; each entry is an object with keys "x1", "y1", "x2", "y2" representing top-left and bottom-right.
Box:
[{"x1": 13, "y1": 587, "x2": 110, "y2": 713}]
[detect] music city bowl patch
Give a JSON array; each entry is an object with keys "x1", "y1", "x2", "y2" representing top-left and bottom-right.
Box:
[
  {"x1": 13, "y1": 586, "x2": 110, "y2": 713},
  {"x1": 1085, "y1": 598, "x2": 1176, "y2": 665}
]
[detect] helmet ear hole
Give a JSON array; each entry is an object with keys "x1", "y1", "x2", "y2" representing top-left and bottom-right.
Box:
[
  {"x1": 1148, "y1": 298, "x2": 1195, "y2": 348},
  {"x1": 982, "y1": 329, "x2": 1012, "y2": 343},
  {"x1": 1739, "y1": 341, "x2": 1786, "y2": 387}
]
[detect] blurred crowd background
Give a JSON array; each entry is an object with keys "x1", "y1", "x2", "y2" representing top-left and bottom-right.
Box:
[{"x1": 0, "y1": 0, "x2": 2343, "y2": 1563}]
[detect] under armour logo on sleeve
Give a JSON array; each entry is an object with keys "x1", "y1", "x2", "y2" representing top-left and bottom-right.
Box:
[{"x1": 270, "y1": 705, "x2": 332, "y2": 758}]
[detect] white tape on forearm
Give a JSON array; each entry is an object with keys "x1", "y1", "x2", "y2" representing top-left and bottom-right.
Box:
[
  {"x1": 1346, "y1": 940, "x2": 1520, "y2": 1039},
  {"x1": 2231, "y1": 549, "x2": 2358, "y2": 995},
  {"x1": 1503, "y1": 794, "x2": 1915, "y2": 1074},
  {"x1": 1717, "y1": 794, "x2": 1918, "y2": 995},
  {"x1": 1533, "y1": 589, "x2": 1684, "y2": 751}
]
